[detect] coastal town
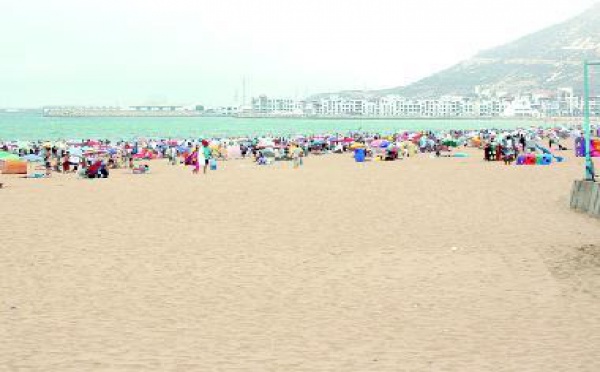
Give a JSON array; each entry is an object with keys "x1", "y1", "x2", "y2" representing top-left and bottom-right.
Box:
[{"x1": 37, "y1": 88, "x2": 600, "y2": 119}]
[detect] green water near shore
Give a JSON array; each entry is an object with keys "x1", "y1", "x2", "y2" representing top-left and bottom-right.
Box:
[{"x1": 0, "y1": 113, "x2": 555, "y2": 141}]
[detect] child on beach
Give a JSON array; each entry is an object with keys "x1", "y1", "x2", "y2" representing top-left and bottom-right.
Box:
[
  {"x1": 192, "y1": 146, "x2": 202, "y2": 174},
  {"x1": 202, "y1": 141, "x2": 211, "y2": 174},
  {"x1": 502, "y1": 146, "x2": 515, "y2": 165}
]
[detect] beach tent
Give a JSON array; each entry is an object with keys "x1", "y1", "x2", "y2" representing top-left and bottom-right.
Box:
[{"x1": 0, "y1": 160, "x2": 27, "y2": 174}]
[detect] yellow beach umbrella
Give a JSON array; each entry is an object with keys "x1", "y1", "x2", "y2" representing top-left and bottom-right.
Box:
[{"x1": 350, "y1": 143, "x2": 366, "y2": 149}]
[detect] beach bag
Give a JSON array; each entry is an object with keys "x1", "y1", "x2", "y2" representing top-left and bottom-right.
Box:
[{"x1": 209, "y1": 158, "x2": 217, "y2": 171}]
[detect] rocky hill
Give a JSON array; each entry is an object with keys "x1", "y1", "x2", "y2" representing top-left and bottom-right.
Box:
[{"x1": 327, "y1": 4, "x2": 600, "y2": 99}]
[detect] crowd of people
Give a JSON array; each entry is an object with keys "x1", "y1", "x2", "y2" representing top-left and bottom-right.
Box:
[
  {"x1": 481, "y1": 131, "x2": 570, "y2": 164},
  {"x1": 0, "y1": 125, "x2": 596, "y2": 179}
]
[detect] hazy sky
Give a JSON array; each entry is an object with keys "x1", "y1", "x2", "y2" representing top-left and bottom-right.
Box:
[{"x1": 1, "y1": 0, "x2": 598, "y2": 107}]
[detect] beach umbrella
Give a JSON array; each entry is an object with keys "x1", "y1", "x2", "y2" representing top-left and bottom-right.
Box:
[
  {"x1": 20, "y1": 154, "x2": 43, "y2": 162},
  {"x1": 384, "y1": 142, "x2": 397, "y2": 150},
  {"x1": 68, "y1": 147, "x2": 83, "y2": 156},
  {"x1": 261, "y1": 148, "x2": 275, "y2": 157},
  {"x1": 0, "y1": 151, "x2": 19, "y2": 161},
  {"x1": 370, "y1": 139, "x2": 384, "y2": 148},
  {"x1": 257, "y1": 141, "x2": 275, "y2": 149},
  {"x1": 294, "y1": 136, "x2": 307, "y2": 143},
  {"x1": 442, "y1": 139, "x2": 458, "y2": 147}
]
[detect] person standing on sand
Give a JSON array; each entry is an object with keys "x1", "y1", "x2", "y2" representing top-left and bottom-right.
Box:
[
  {"x1": 193, "y1": 145, "x2": 203, "y2": 175},
  {"x1": 168, "y1": 146, "x2": 178, "y2": 165},
  {"x1": 292, "y1": 144, "x2": 303, "y2": 168},
  {"x1": 62, "y1": 152, "x2": 71, "y2": 173},
  {"x1": 519, "y1": 134, "x2": 526, "y2": 152},
  {"x1": 201, "y1": 141, "x2": 211, "y2": 174},
  {"x1": 44, "y1": 155, "x2": 52, "y2": 176}
]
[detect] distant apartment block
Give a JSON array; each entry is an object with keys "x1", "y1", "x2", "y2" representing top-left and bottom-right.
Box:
[
  {"x1": 251, "y1": 95, "x2": 304, "y2": 114},
  {"x1": 249, "y1": 92, "x2": 600, "y2": 118}
]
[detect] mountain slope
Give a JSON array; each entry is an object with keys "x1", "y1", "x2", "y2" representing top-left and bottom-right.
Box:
[{"x1": 375, "y1": 3, "x2": 600, "y2": 98}]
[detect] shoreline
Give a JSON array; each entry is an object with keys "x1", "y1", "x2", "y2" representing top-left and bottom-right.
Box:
[{"x1": 38, "y1": 111, "x2": 599, "y2": 122}]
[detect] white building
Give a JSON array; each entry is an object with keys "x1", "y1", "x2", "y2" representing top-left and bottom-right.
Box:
[
  {"x1": 502, "y1": 97, "x2": 536, "y2": 117},
  {"x1": 247, "y1": 93, "x2": 592, "y2": 118},
  {"x1": 252, "y1": 95, "x2": 303, "y2": 114}
]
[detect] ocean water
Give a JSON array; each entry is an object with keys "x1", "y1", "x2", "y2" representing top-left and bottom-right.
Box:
[{"x1": 0, "y1": 113, "x2": 551, "y2": 141}]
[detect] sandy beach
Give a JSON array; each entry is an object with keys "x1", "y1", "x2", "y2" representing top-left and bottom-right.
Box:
[{"x1": 2, "y1": 150, "x2": 600, "y2": 371}]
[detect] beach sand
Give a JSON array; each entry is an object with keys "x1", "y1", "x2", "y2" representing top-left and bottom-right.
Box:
[{"x1": 2, "y1": 150, "x2": 600, "y2": 371}]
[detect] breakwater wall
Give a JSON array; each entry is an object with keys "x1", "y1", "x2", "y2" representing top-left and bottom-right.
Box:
[{"x1": 43, "y1": 110, "x2": 208, "y2": 118}]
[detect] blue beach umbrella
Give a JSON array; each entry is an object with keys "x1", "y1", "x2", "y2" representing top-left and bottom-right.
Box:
[
  {"x1": 68, "y1": 147, "x2": 83, "y2": 156},
  {"x1": 20, "y1": 154, "x2": 43, "y2": 162},
  {"x1": 379, "y1": 140, "x2": 390, "y2": 148}
]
